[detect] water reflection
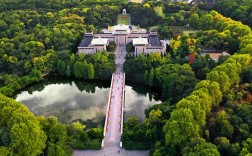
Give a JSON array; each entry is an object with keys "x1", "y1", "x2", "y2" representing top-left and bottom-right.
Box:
[
  {"x1": 124, "y1": 81, "x2": 162, "y2": 121},
  {"x1": 14, "y1": 77, "x2": 162, "y2": 126}
]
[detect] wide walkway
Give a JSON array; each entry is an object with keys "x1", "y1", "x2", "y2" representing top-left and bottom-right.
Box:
[
  {"x1": 73, "y1": 46, "x2": 149, "y2": 156},
  {"x1": 104, "y1": 46, "x2": 125, "y2": 147},
  {"x1": 74, "y1": 147, "x2": 149, "y2": 156}
]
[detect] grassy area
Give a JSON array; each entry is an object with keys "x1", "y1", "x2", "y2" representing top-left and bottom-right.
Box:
[
  {"x1": 170, "y1": 26, "x2": 199, "y2": 36},
  {"x1": 149, "y1": 25, "x2": 160, "y2": 30},
  {"x1": 118, "y1": 14, "x2": 130, "y2": 25},
  {"x1": 130, "y1": 0, "x2": 142, "y2": 3}
]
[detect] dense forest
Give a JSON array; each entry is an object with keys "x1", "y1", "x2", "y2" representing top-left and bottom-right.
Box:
[
  {"x1": 0, "y1": 0, "x2": 252, "y2": 155},
  {"x1": 122, "y1": 1, "x2": 252, "y2": 156},
  {"x1": 213, "y1": 0, "x2": 252, "y2": 27},
  {"x1": 0, "y1": 0, "x2": 163, "y2": 155}
]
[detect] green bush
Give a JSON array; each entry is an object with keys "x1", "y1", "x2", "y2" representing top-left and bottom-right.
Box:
[
  {"x1": 107, "y1": 42, "x2": 116, "y2": 52},
  {"x1": 123, "y1": 141, "x2": 149, "y2": 150},
  {"x1": 68, "y1": 127, "x2": 103, "y2": 150},
  {"x1": 87, "y1": 139, "x2": 101, "y2": 150}
]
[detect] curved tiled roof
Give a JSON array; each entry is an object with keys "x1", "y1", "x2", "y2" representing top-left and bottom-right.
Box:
[
  {"x1": 133, "y1": 37, "x2": 148, "y2": 45},
  {"x1": 91, "y1": 37, "x2": 108, "y2": 45}
]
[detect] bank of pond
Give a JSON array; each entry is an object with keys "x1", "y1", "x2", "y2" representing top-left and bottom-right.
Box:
[{"x1": 14, "y1": 76, "x2": 162, "y2": 128}]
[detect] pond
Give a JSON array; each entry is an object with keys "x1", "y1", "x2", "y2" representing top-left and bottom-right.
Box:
[{"x1": 14, "y1": 77, "x2": 162, "y2": 127}]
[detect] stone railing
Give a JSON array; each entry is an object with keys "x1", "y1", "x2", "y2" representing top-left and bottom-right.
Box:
[
  {"x1": 119, "y1": 73, "x2": 125, "y2": 148},
  {"x1": 101, "y1": 73, "x2": 115, "y2": 147}
]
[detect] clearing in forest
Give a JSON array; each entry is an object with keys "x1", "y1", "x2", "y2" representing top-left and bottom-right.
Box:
[{"x1": 170, "y1": 26, "x2": 199, "y2": 36}]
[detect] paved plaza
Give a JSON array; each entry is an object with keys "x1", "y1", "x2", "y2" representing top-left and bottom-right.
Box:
[{"x1": 74, "y1": 147, "x2": 149, "y2": 156}]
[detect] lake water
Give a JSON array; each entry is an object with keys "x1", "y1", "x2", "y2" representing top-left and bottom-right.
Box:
[{"x1": 14, "y1": 77, "x2": 162, "y2": 127}]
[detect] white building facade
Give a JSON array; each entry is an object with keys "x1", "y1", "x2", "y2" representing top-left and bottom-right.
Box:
[{"x1": 77, "y1": 11, "x2": 166, "y2": 56}]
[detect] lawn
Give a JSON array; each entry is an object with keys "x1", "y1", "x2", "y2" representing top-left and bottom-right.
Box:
[
  {"x1": 129, "y1": 0, "x2": 142, "y2": 3},
  {"x1": 118, "y1": 14, "x2": 130, "y2": 25},
  {"x1": 170, "y1": 26, "x2": 199, "y2": 36},
  {"x1": 149, "y1": 25, "x2": 160, "y2": 30}
]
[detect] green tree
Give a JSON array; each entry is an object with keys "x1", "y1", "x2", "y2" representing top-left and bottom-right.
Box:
[
  {"x1": 88, "y1": 63, "x2": 95, "y2": 80},
  {"x1": 190, "y1": 90, "x2": 212, "y2": 115},
  {"x1": 177, "y1": 98, "x2": 206, "y2": 127},
  {"x1": 213, "y1": 62, "x2": 240, "y2": 85},
  {"x1": 163, "y1": 108, "x2": 200, "y2": 149},
  {"x1": 0, "y1": 147, "x2": 12, "y2": 156},
  {"x1": 145, "y1": 109, "x2": 163, "y2": 128},
  {"x1": 83, "y1": 61, "x2": 89, "y2": 79},
  {"x1": 122, "y1": 116, "x2": 149, "y2": 150},
  {"x1": 242, "y1": 65, "x2": 252, "y2": 83},
  {"x1": 107, "y1": 42, "x2": 116, "y2": 52},
  {"x1": 240, "y1": 138, "x2": 252, "y2": 156},
  {"x1": 0, "y1": 93, "x2": 46, "y2": 155},
  {"x1": 73, "y1": 61, "x2": 83, "y2": 78},
  {"x1": 77, "y1": 53, "x2": 85, "y2": 62},
  {"x1": 240, "y1": 44, "x2": 252, "y2": 55},
  {"x1": 189, "y1": 13, "x2": 199, "y2": 28},
  {"x1": 149, "y1": 68, "x2": 154, "y2": 86},
  {"x1": 57, "y1": 59, "x2": 66, "y2": 75},
  {"x1": 199, "y1": 14, "x2": 214, "y2": 30},
  {"x1": 206, "y1": 71, "x2": 231, "y2": 93},
  {"x1": 66, "y1": 65, "x2": 71, "y2": 77},
  {"x1": 215, "y1": 110, "x2": 234, "y2": 138},
  {"x1": 144, "y1": 70, "x2": 149, "y2": 83},
  {"x1": 72, "y1": 121, "x2": 86, "y2": 132},
  {"x1": 29, "y1": 69, "x2": 42, "y2": 80},
  {"x1": 194, "y1": 80, "x2": 222, "y2": 108},
  {"x1": 214, "y1": 137, "x2": 240, "y2": 155},
  {"x1": 24, "y1": 61, "x2": 32, "y2": 74},
  {"x1": 38, "y1": 116, "x2": 68, "y2": 156},
  {"x1": 156, "y1": 64, "x2": 197, "y2": 102},
  {"x1": 70, "y1": 54, "x2": 75, "y2": 64},
  {"x1": 182, "y1": 138, "x2": 220, "y2": 156}
]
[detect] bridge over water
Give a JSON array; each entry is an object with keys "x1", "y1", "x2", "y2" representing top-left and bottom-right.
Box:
[
  {"x1": 73, "y1": 44, "x2": 149, "y2": 156},
  {"x1": 102, "y1": 45, "x2": 126, "y2": 148}
]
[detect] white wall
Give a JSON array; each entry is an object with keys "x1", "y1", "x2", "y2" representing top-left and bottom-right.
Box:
[
  {"x1": 134, "y1": 45, "x2": 165, "y2": 56},
  {"x1": 78, "y1": 48, "x2": 96, "y2": 54},
  {"x1": 134, "y1": 46, "x2": 145, "y2": 56},
  {"x1": 78, "y1": 45, "x2": 107, "y2": 54},
  {"x1": 145, "y1": 48, "x2": 163, "y2": 54},
  {"x1": 96, "y1": 45, "x2": 106, "y2": 52},
  {"x1": 79, "y1": 33, "x2": 167, "y2": 56}
]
